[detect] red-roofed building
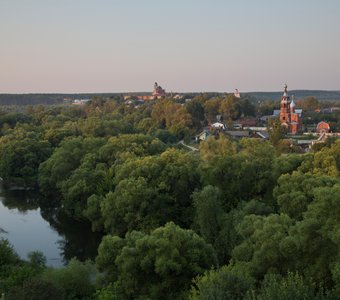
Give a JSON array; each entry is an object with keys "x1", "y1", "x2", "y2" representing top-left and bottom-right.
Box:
[{"x1": 316, "y1": 121, "x2": 330, "y2": 134}]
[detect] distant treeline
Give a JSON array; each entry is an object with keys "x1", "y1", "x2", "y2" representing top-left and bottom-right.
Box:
[
  {"x1": 1, "y1": 90, "x2": 340, "y2": 106},
  {"x1": 246, "y1": 90, "x2": 340, "y2": 101},
  {"x1": 0, "y1": 93, "x2": 122, "y2": 106}
]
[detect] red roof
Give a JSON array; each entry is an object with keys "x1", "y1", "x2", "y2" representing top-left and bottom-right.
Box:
[
  {"x1": 234, "y1": 117, "x2": 257, "y2": 126},
  {"x1": 317, "y1": 121, "x2": 330, "y2": 129}
]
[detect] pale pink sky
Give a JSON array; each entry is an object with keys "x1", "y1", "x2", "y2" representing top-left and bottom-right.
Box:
[{"x1": 1, "y1": 0, "x2": 340, "y2": 93}]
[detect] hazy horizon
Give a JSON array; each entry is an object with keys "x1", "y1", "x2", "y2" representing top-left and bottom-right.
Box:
[
  {"x1": 3, "y1": 88, "x2": 340, "y2": 96},
  {"x1": 1, "y1": 0, "x2": 340, "y2": 93}
]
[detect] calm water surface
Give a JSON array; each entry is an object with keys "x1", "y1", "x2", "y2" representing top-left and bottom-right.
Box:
[{"x1": 0, "y1": 183, "x2": 102, "y2": 268}]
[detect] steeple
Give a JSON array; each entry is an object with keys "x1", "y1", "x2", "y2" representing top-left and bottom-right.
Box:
[
  {"x1": 278, "y1": 83, "x2": 301, "y2": 135},
  {"x1": 283, "y1": 84, "x2": 288, "y2": 97},
  {"x1": 280, "y1": 83, "x2": 290, "y2": 124}
]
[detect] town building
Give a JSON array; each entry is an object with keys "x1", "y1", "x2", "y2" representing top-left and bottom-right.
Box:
[
  {"x1": 316, "y1": 121, "x2": 330, "y2": 134},
  {"x1": 72, "y1": 98, "x2": 91, "y2": 105},
  {"x1": 210, "y1": 122, "x2": 226, "y2": 130},
  {"x1": 279, "y1": 84, "x2": 302, "y2": 134},
  {"x1": 254, "y1": 131, "x2": 269, "y2": 139},
  {"x1": 152, "y1": 82, "x2": 166, "y2": 98},
  {"x1": 225, "y1": 130, "x2": 251, "y2": 139},
  {"x1": 195, "y1": 130, "x2": 212, "y2": 141},
  {"x1": 124, "y1": 82, "x2": 167, "y2": 102},
  {"x1": 233, "y1": 117, "x2": 258, "y2": 128}
]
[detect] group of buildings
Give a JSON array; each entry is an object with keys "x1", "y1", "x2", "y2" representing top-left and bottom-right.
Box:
[
  {"x1": 124, "y1": 82, "x2": 169, "y2": 102},
  {"x1": 196, "y1": 84, "x2": 335, "y2": 149},
  {"x1": 65, "y1": 82, "x2": 335, "y2": 148},
  {"x1": 277, "y1": 84, "x2": 331, "y2": 135},
  {"x1": 124, "y1": 82, "x2": 332, "y2": 142}
]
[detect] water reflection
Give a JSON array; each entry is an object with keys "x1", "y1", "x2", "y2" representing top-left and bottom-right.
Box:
[
  {"x1": 0, "y1": 183, "x2": 102, "y2": 267},
  {"x1": 0, "y1": 183, "x2": 39, "y2": 211},
  {"x1": 40, "y1": 205, "x2": 103, "y2": 265}
]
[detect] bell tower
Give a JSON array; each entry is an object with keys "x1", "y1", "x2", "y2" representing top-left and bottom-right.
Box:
[
  {"x1": 278, "y1": 84, "x2": 301, "y2": 134},
  {"x1": 280, "y1": 84, "x2": 291, "y2": 124}
]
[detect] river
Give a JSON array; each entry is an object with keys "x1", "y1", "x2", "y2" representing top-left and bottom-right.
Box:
[{"x1": 0, "y1": 182, "x2": 102, "y2": 268}]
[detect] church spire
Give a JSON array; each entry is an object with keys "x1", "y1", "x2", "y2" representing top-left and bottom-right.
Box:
[
  {"x1": 279, "y1": 83, "x2": 301, "y2": 134},
  {"x1": 283, "y1": 84, "x2": 288, "y2": 97},
  {"x1": 281, "y1": 83, "x2": 289, "y2": 104}
]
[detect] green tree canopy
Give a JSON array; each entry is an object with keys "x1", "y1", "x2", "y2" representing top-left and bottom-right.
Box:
[
  {"x1": 38, "y1": 136, "x2": 105, "y2": 195},
  {"x1": 101, "y1": 148, "x2": 200, "y2": 235},
  {"x1": 274, "y1": 171, "x2": 339, "y2": 220},
  {"x1": 96, "y1": 222, "x2": 217, "y2": 300},
  {"x1": 0, "y1": 137, "x2": 52, "y2": 186},
  {"x1": 189, "y1": 265, "x2": 255, "y2": 300}
]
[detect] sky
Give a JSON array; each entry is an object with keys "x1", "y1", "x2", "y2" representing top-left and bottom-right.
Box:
[{"x1": 1, "y1": 0, "x2": 340, "y2": 93}]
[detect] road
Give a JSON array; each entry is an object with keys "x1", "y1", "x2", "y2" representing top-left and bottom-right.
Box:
[{"x1": 179, "y1": 140, "x2": 199, "y2": 152}]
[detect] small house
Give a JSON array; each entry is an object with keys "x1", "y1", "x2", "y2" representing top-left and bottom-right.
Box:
[
  {"x1": 196, "y1": 130, "x2": 212, "y2": 141},
  {"x1": 211, "y1": 122, "x2": 225, "y2": 130}
]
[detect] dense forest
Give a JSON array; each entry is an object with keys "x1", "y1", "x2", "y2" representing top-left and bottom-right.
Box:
[{"x1": 1, "y1": 94, "x2": 340, "y2": 299}]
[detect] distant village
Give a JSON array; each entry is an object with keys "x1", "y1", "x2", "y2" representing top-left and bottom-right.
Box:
[{"x1": 67, "y1": 82, "x2": 340, "y2": 151}]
